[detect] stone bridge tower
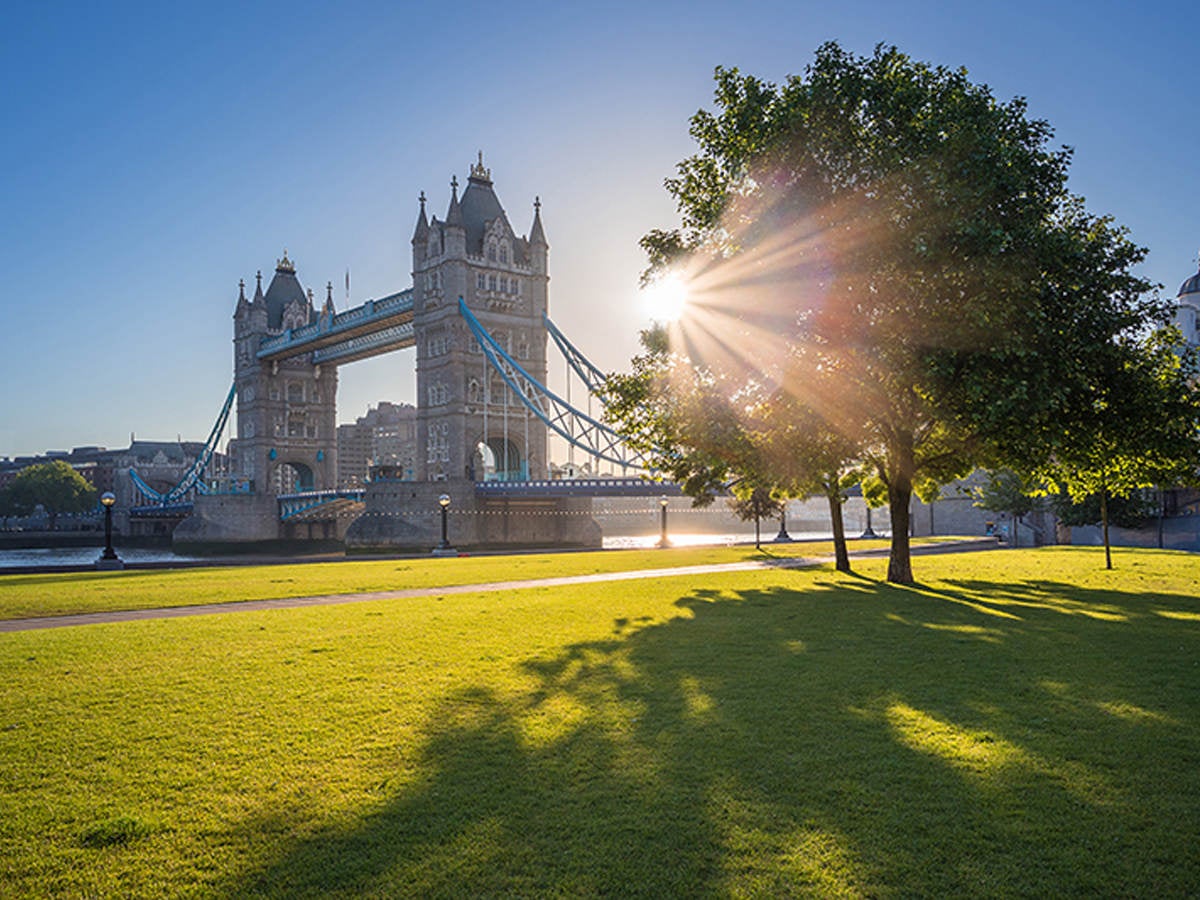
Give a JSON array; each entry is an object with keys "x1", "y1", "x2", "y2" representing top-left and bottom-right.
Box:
[
  {"x1": 230, "y1": 253, "x2": 339, "y2": 494},
  {"x1": 411, "y1": 155, "x2": 549, "y2": 482}
]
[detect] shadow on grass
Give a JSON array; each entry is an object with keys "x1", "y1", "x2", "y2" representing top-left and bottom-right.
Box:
[{"x1": 222, "y1": 575, "x2": 1200, "y2": 897}]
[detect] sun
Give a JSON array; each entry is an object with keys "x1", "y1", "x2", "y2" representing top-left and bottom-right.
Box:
[{"x1": 641, "y1": 273, "x2": 689, "y2": 322}]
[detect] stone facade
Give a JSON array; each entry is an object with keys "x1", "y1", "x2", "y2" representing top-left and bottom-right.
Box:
[
  {"x1": 411, "y1": 155, "x2": 550, "y2": 483},
  {"x1": 229, "y1": 254, "x2": 339, "y2": 495}
]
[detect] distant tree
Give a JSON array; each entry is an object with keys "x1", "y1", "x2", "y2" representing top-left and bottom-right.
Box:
[
  {"x1": 0, "y1": 461, "x2": 97, "y2": 528},
  {"x1": 1036, "y1": 331, "x2": 1200, "y2": 568},
  {"x1": 727, "y1": 484, "x2": 784, "y2": 550},
  {"x1": 972, "y1": 469, "x2": 1044, "y2": 547},
  {"x1": 631, "y1": 42, "x2": 1163, "y2": 584}
]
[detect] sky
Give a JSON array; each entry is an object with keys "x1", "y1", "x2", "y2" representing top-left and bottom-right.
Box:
[{"x1": 0, "y1": 0, "x2": 1196, "y2": 458}]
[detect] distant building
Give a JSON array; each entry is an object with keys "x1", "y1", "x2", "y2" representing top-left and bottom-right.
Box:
[
  {"x1": 337, "y1": 402, "x2": 418, "y2": 487},
  {"x1": 1174, "y1": 256, "x2": 1200, "y2": 348}
]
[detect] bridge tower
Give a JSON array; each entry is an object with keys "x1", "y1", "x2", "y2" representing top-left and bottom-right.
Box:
[
  {"x1": 230, "y1": 253, "x2": 339, "y2": 494},
  {"x1": 411, "y1": 155, "x2": 549, "y2": 482}
]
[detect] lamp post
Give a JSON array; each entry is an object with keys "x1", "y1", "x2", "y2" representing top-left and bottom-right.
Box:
[
  {"x1": 861, "y1": 504, "x2": 877, "y2": 538},
  {"x1": 96, "y1": 492, "x2": 124, "y2": 570},
  {"x1": 433, "y1": 493, "x2": 457, "y2": 556},
  {"x1": 774, "y1": 505, "x2": 792, "y2": 542},
  {"x1": 656, "y1": 495, "x2": 671, "y2": 548}
]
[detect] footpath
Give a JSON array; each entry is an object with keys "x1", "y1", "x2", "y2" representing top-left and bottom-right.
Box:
[{"x1": 0, "y1": 539, "x2": 1000, "y2": 634}]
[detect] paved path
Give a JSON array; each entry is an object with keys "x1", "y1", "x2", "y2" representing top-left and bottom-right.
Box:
[{"x1": 0, "y1": 539, "x2": 1000, "y2": 633}]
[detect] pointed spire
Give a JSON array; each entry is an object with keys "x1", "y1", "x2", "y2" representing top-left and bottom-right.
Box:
[
  {"x1": 412, "y1": 190, "x2": 429, "y2": 243},
  {"x1": 254, "y1": 270, "x2": 264, "y2": 300},
  {"x1": 234, "y1": 277, "x2": 250, "y2": 318},
  {"x1": 529, "y1": 196, "x2": 547, "y2": 247},
  {"x1": 446, "y1": 175, "x2": 464, "y2": 227},
  {"x1": 324, "y1": 281, "x2": 336, "y2": 315}
]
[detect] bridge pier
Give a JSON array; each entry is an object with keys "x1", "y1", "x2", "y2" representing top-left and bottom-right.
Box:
[
  {"x1": 172, "y1": 493, "x2": 282, "y2": 552},
  {"x1": 345, "y1": 477, "x2": 601, "y2": 553}
]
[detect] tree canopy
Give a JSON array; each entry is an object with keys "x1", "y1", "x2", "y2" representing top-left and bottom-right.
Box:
[
  {"x1": 612, "y1": 42, "x2": 1172, "y2": 583},
  {"x1": 0, "y1": 461, "x2": 98, "y2": 525}
]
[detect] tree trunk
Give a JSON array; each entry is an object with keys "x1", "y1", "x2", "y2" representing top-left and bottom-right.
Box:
[
  {"x1": 754, "y1": 514, "x2": 761, "y2": 550},
  {"x1": 887, "y1": 483, "x2": 914, "y2": 583},
  {"x1": 886, "y1": 437, "x2": 916, "y2": 584},
  {"x1": 1101, "y1": 489, "x2": 1112, "y2": 570},
  {"x1": 828, "y1": 491, "x2": 851, "y2": 573}
]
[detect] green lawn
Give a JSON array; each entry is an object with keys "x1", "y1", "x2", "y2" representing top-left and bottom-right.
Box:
[
  {"x1": 1, "y1": 546, "x2": 1197, "y2": 896},
  {"x1": 0, "y1": 539, "x2": 913, "y2": 621}
]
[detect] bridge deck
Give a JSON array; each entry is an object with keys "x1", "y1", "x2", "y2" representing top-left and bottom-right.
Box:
[{"x1": 256, "y1": 289, "x2": 415, "y2": 363}]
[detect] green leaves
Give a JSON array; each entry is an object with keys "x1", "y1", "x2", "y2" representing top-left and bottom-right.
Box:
[{"x1": 618, "y1": 42, "x2": 1184, "y2": 582}]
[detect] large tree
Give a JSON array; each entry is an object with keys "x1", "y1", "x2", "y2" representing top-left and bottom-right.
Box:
[
  {"x1": 0, "y1": 461, "x2": 98, "y2": 528},
  {"x1": 629, "y1": 42, "x2": 1163, "y2": 583}
]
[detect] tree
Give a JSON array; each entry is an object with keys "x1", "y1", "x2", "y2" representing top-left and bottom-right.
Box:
[
  {"x1": 1035, "y1": 330, "x2": 1200, "y2": 568},
  {"x1": 972, "y1": 469, "x2": 1044, "y2": 547},
  {"x1": 632, "y1": 42, "x2": 1163, "y2": 583},
  {"x1": 757, "y1": 390, "x2": 862, "y2": 572},
  {"x1": 727, "y1": 484, "x2": 783, "y2": 550},
  {"x1": 0, "y1": 461, "x2": 98, "y2": 528}
]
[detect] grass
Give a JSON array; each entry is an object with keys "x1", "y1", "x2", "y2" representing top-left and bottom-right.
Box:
[
  {"x1": 1, "y1": 545, "x2": 1197, "y2": 896},
  {"x1": 0, "y1": 538, "x2": 930, "y2": 621}
]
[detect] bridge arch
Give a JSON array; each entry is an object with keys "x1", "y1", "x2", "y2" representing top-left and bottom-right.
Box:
[
  {"x1": 473, "y1": 437, "x2": 524, "y2": 482},
  {"x1": 273, "y1": 460, "x2": 315, "y2": 494}
]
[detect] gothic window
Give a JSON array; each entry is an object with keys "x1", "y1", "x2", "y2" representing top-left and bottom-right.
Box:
[
  {"x1": 485, "y1": 274, "x2": 494, "y2": 291},
  {"x1": 288, "y1": 415, "x2": 305, "y2": 437},
  {"x1": 287, "y1": 382, "x2": 304, "y2": 404},
  {"x1": 487, "y1": 244, "x2": 497, "y2": 262},
  {"x1": 270, "y1": 388, "x2": 280, "y2": 401},
  {"x1": 477, "y1": 273, "x2": 485, "y2": 291},
  {"x1": 516, "y1": 333, "x2": 529, "y2": 360},
  {"x1": 426, "y1": 382, "x2": 449, "y2": 406},
  {"x1": 499, "y1": 244, "x2": 509, "y2": 264}
]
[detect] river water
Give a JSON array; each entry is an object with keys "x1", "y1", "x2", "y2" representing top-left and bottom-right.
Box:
[{"x1": 0, "y1": 531, "x2": 839, "y2": 569}]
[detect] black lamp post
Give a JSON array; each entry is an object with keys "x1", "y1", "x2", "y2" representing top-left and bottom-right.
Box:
[
  {"x1": 96, "y1": 492, "x2": 124, "y2": 570},
  {"x1": 774, "y1": 505, "x2": 792, "y2": 542},
  {"x1": 433, "y1": 493, "x2": 456, "y2": 555},
  {"x1": 656, "y1": 495, "x2": 671, "y2": 548},
  {"x1": 861, "y1": 504, "x2": 877, "y2": 538}
]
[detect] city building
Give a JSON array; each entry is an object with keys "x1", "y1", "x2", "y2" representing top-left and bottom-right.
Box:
[{"x1": 336, "y1": 401, "x2": 418, "y2": 487}]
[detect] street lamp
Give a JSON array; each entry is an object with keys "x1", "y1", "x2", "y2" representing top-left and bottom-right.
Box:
[
  {"x1": 432, "y1": 493, "x2": 457, "y2": 556},
  {"x1": 861, "y1": 505, "x2": 877, "y2": 538},
  {"x1": 656, "y1": 495, "x2": 671, "y2": 548},
  {"x1": 96, "y1": 492, "x2": 124, "y2": 570},
  {"x1": 774, "y1": 505, "x2": 792, "y2": 542}
]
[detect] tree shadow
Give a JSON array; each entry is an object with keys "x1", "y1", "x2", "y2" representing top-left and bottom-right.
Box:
[{"x1": 220, "y1": 574, "x2": 1200, "y2": 896}]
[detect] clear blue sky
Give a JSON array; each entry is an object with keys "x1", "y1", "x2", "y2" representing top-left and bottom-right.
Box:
[{"x1": 1, "y1": 0, "x2": 1196, "y2": 458}]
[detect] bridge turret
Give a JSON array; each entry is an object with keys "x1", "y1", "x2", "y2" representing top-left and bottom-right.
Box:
[
  {"x1": 412, "y1": 191, "x2": 429, "y2": 247},
  {"x1": 230, "y1": 252, "x2": 338, "y2": 496},
  {"x1": 443, "y1": 175, "x2": 466, "y2": 257},
  {"x1": 412, "y1": 155, "x2": 550, "y2": 483}
]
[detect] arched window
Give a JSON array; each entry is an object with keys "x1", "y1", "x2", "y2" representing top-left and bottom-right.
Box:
[
  {"x1": 499, "y1": 244, "x2": 509, "y2": 264},
  {"x1": 287, "y1": 382, "x2": 304, "y2": 403}
]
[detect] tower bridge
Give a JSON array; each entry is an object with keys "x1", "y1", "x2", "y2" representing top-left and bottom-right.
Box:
[{"x1": 157, "y1": 155, "x2": 662, "y2": 552}]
